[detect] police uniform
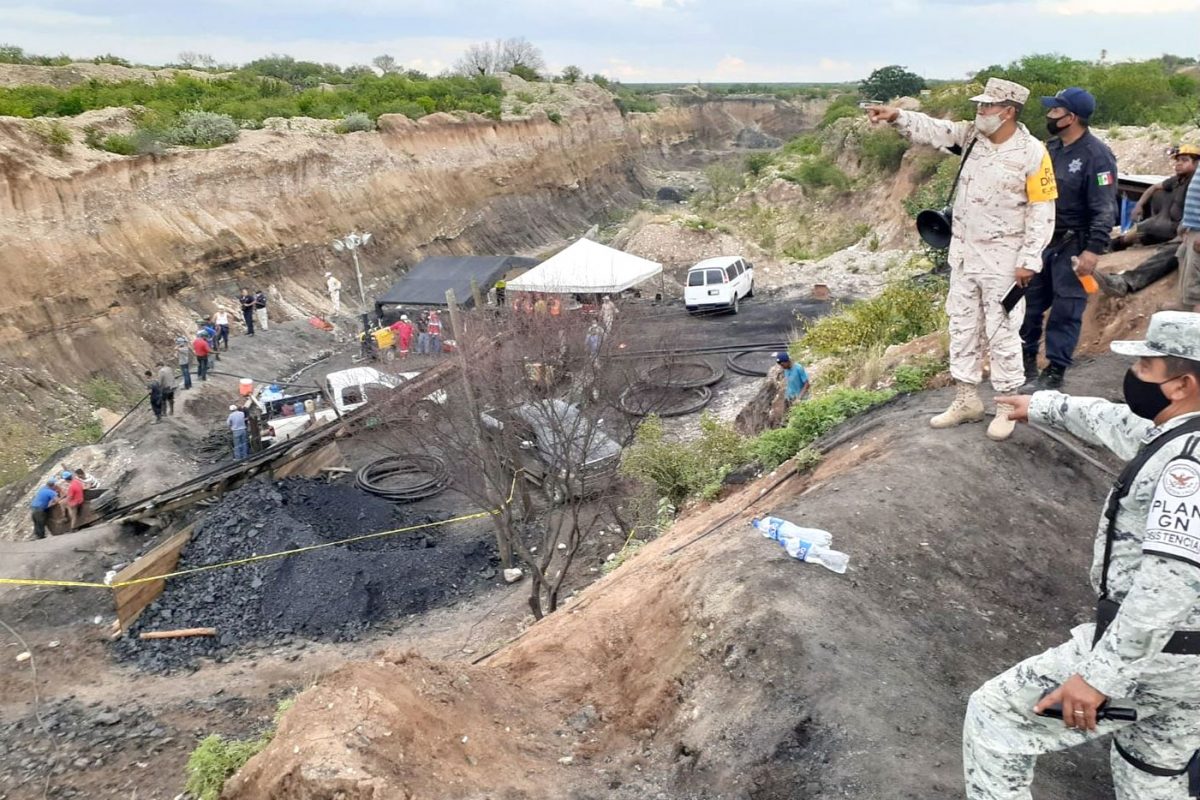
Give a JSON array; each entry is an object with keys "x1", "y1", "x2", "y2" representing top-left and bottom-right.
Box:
[
  {"x1": 964, "y1": 311, "x2": 1200, "y2": 799},
  {"x1": 1021, "y1": 92, "x2": 1118, "y2": 377},
  {"x1": 893, "y1": 79, "x2": 1056, "y2": 397}
]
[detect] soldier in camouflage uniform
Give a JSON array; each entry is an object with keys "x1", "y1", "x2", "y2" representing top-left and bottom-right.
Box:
[
  {"x1": 965, "y1": 310, "x2": 1200, "y2": 799},
  {"x1": 868, "y1": 78, "x2": 1057, "y2": 441}
]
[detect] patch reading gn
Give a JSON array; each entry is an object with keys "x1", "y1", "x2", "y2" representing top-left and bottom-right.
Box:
[{"x1": 1145, "y1": 458, "x2": 1200, "y2": 567}]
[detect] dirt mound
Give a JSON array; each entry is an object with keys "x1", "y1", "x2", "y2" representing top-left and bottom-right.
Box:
[
  {"x1": 0, "y1": 62, "x2": 225, "y2": 89},
  {"x1": 114, "y1": 478, "x2": 497, "y2": 671},
  {"x1": 229, "y1": 364, "x2": 1126, "y2": 799}
]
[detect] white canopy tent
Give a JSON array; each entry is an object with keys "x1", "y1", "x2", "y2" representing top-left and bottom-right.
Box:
[{"x1": 504, "y1": 239, "x2": 662, "y2": 295}]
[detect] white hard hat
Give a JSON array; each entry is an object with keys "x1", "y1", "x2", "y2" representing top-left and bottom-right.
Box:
[
  {"x1": 325, "y1": 271, "x2": 332, "y2": 277},
  {"x1": 229, "y1": 404, "x2": 238, "y2": 411}
]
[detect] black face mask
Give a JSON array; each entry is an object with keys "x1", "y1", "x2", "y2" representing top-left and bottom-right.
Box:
[
  {"x1": 1123, "y1": 368, "x2": 1181, "y2": 420},
  {"x1": 1045, "y1": 115, "x2": 1070, "y2": 136}
]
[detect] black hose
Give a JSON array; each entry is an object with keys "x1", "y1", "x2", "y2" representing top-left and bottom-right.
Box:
[
  {"x1": 356, "y1": 454, "x2": 450, "y2": 502},
  {"x1": 727, "y1": 350, "x2": 775, "y2": 377},
  {"x1": 619, "y1": 384, "x2": 713, "y2": 417},
  {"x1": 640, "y1": 360, "x2": 725, "y2": 389},
  {"x1": 98, "y1": 392, "x2": 150, "y2": 442},
  {"x1": 613, "y1": 341, "x2": 787, "y2": 359}
]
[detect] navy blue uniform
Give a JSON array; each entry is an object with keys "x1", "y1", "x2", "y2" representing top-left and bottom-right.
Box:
[{"x1": 1020, "y1": 130, "x2": 1118, "y2": 368}]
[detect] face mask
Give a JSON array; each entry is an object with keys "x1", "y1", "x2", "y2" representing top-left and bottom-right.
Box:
[
  {"x1": 1045, "y1": 115, "x2": 1069, "y2": 137},
  {"x1": 974, "y1": 112, "x2": 1003, "y2": 136},
  {"x1": 1122, "y1": 367, "x2": 1180, "y2": 420}
]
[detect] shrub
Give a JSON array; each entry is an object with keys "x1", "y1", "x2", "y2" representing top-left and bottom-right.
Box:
[
  {"x1": 780, "y1": 133, "x2": 821, "y2": 157},
  {"x1": 620, "y1": 413, "x2": 751, "y2": 504},
  {"x1": 335, "y1": 111, "x2": 374, "y2": 133},
  {"x1": 745, "y1": 152, "x2": 773, "y2": 177},
  {"x1": 546, "y1": 110, "x2": 562, "y2": 124},
  {"x1": 167, "y1": 110, "x2": 239, "y2": 147},
  {"x1": 750, "y1": 389, "x2": 894, "y2": 467},
  {"x1": 29, "y1": 119, "x2": 72, "y2": 157},
  {"x1": 785, "y1": 157, "x2": 848, "y2": 191},
  {"x1": 799, "y1": 278, "x2": 948, "y2": 359},
  {"x1": 860, "y1": 127, "x2": 909, "y2": 172},
  {"x1": 820, "y1": 98, "x2": 861, "y2": 128},
  {"x1": 516, "y1": 91, "x2": 536, "y2": 104}
]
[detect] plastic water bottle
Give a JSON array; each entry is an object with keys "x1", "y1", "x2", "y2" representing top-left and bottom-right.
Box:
[
  {"x1": 750, "y1": 518, "x2": 849, "y2": 574},
  {"x1": 751, "y1": 517, "x2": 832, "y2": 547}
]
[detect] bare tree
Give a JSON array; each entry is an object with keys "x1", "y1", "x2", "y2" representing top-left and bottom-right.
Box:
[
  {"x1": 372, "y1": 54, "x2": 399, "y2": 75},
  {"x1": 453, "y1": 37, "x2": 545, "y2": 78},
  {"x1": 178, "y1": 51, "x2": 216, "y2": 69},
  {"x1": 375, "y1": 297, "x2": 644, "y2": 618}
]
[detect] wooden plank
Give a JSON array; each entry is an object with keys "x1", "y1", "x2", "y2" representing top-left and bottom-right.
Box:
[
  {"x1": 139, "y1": 627, "x2": 216, "y2": 640},
  {"x1": 112, "y1": 526, "x2": 192, "y2": 632},
  {"x1": 272, "y1": 441, "x2": 345, "y2": 479}
]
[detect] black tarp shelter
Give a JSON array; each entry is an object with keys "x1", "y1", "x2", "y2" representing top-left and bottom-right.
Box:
[{"x1": 374, "y1": 255, "x2": 538, "y2": 318}]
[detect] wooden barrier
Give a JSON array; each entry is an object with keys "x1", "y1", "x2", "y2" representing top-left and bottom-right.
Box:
[{"x1": 111, "y1": 526, "x2": 192, "y2": 633}]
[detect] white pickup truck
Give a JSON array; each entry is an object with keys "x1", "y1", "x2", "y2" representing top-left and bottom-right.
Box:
[{"x1": 256, "y1": 367, "x2": 417, "y2": 444}]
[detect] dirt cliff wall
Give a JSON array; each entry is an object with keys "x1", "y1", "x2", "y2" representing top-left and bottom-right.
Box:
[{"x1": 0, "y1": 98, "x2": 812, "y2": 378}]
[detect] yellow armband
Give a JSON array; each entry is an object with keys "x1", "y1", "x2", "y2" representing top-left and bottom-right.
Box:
[{"x1": 1027, "y1": 151, "x2": 1058, "y2": 203}]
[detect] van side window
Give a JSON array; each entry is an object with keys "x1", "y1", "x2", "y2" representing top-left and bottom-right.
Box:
[
  {"x1": 687, "y1": 270, "x2": 705, "y2": 287},
  {"x1": 706, "y1": 269, "x2": 725, "y2": 284},
  {"x1": 342, "y1": 387, "x2": 363, "y2": 406},
  {"x1": 725, "y1": 264, "x2": 737, "y2": 281}
]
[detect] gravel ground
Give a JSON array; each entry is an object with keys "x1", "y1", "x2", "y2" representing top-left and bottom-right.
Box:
[{"x1": 113, "y1": 478, "x2": 497, "y2": 671}]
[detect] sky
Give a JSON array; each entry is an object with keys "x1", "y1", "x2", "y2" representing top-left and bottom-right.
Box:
[{"x1": 1, "y1": 0, "x2": 1198, "y2": 82}]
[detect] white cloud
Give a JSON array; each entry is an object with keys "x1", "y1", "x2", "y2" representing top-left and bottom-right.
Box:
[
  {"x1": 1037, "y1": 0, "x2": 1199, "y2": 12},
  {"x1": 0, "y1": 5, "x2": 111, "y2": 27},
  {"x1": 629, "y1": 0, "x2": 690, "y2": 7},
  {"x1": 714, "y1": 56, "x2": 748, "y2": 76}
]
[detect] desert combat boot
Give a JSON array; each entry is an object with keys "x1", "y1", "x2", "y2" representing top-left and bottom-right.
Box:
[
  {"x1": 986, "y1": 403, "x2": 1017, "y2": 441},
  {"x1": 930, "y1": 382, "x2": 985, "y2": 429}
]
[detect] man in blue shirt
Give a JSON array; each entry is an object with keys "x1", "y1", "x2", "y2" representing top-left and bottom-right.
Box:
[
  {"x1": 1020, "y1": 87, "x2": 1118, "y2": 393},
  {"x1": 1177, "y1": 156, "x2": 1200, "y2": 311},
  {"x1": 774, "y1": 352, "x2": 810, "y2": 407},
  {"x1": 30, "y1": 479, "x2": 59, "y2": 539}
]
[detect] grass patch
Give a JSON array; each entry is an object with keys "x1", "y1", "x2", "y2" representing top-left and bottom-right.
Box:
[
  {"x1": 745, "y1": 151, "x2": 773, "y2": 176},
  {"x1": 83, "y1": 376, "x2": 132, "y2": 409},
  {"x1": 750, "y1": 388, "x2": 894, "y2": 468},
  {"x1": 893, "y1": 357, "x2": 948, "y2": 392},
  {"x1": 183, "y1": 696, "x2": 295, "y2": 800},
  {"x1": 620, "y1": 412, "x2": 751, "y2": 505},
  {"x1": 184, "y1": 735, "x2": 270, "y2": 800},
  {"x1": 798, "y1": 279, "x2": 948, "y2": 359},
  {"x1": 335, "y1": 111, "x2": 373, "y2": 133}
]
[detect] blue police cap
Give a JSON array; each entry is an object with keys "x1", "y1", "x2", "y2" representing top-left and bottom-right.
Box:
[{"x1": 1041, "y1": 87, "x2": 1095, "y2": 120}]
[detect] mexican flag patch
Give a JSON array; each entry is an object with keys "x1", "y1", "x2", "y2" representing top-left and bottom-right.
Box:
[{"x1": 1097, "y1": 171, "x2": 1114, "y2": 186}]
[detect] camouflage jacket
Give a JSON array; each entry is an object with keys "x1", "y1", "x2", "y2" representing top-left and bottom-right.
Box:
[
  {"x1": 1030, "y1": 391, "x2": 1200, "y2": 697},
  {"x1": 894, "y1": 112, "x2": 1057, "y2": 276}
]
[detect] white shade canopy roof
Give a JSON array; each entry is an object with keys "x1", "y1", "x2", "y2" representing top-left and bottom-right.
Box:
[{"x1": 504, "y1": 239, "x2": 662, "y2": 295}]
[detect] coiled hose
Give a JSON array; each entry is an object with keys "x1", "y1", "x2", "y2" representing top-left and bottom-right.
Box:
[{"x1": 356, "y1": 454, "x2": 449, "y2": 502}]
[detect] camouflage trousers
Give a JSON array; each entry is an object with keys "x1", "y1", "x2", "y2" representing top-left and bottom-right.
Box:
[
  {"x1": 964, "y1": 623, "x2": 1200, "y2": 799},
  {"x1": 946, "y1": 270, "x2": 1026, "y2": 393}
]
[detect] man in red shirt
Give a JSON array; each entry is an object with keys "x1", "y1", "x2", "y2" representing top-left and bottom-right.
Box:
[
  {"x1": 192, "y1": 332, "x2": 212, "y2": 381},
  {"x1": 65, "y1": 469, "x2": 86, "y2": 530}
]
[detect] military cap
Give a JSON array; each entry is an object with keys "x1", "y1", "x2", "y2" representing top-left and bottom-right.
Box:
[
  {"x1": 1112, "y1": 311, "x2": 1200, "y2": 361},
  {"x1": 970, "y1": 78, "x2": 1030, "y2": 106}
]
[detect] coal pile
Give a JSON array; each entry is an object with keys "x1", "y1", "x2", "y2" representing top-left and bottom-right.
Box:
[{"x1": 114, "y1": 478, "x2": 497, "y2": 671}]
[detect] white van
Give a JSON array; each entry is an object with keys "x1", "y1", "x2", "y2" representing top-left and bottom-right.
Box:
[{"x1": 684, "y1": 256, "x2": 754, "y2": 315}]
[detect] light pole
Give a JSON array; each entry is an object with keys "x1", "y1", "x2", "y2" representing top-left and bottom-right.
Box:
[{"x1": 331, "y1": 231, "x2": 372, "y2": 307}]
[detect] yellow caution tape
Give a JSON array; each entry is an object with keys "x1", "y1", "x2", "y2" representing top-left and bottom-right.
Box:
[{"x1": 1, "y1": 476, "x2": 517, "y2": 591}]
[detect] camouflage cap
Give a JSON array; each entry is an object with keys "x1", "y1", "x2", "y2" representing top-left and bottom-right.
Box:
[
  {"x1": 970, "y1": 78, "x2": 1031, "y2": 106},
  {"x1": 1111, "y1": 311, "x2": 1200, "y2": 361}
]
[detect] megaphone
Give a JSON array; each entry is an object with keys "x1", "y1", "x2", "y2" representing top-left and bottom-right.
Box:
[{"x1": 916, "y1": 206, "x2": 953, "y2": 249}]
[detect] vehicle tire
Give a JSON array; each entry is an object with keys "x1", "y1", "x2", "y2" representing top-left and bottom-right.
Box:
[
  {"x1": 731, "y1": 294, "x2": 740, "y2": 315},
  {"x1": 382, "y1": 348, "x2": 396, "y2": 363},
  {"x1": 747, "y1": 280, "x2": 755, "y2": 298}
]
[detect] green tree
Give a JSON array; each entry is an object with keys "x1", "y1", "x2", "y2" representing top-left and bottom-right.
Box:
[
  {"x1": 560, "y1": 65, "x2": 583, "y2": 83},
  {"x1": 859, "y1": 65, "x2": 925, "y2": 101}
]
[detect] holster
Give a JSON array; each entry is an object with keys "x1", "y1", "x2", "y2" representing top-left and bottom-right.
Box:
[{"x1": 1094, "y1": 597, "x2": 1121, "y2": 646}]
